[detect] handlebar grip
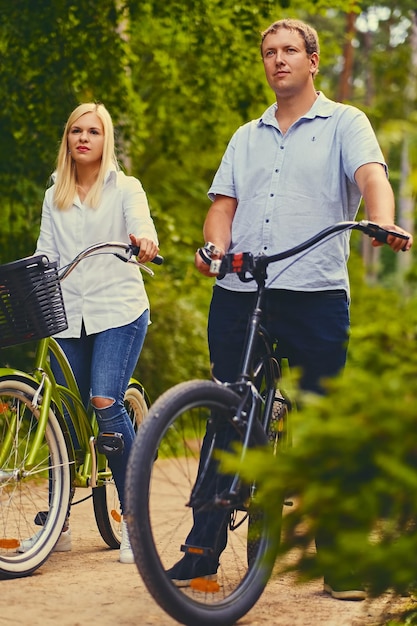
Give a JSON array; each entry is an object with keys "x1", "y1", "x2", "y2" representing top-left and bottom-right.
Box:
[
  {"x1": 130, "y1": 245, "x2": 164, "y2": 265},
  {"x1": 198, "y1": 247, "x2": 212, "y2": 265},
  {"x1": 358, "y1": 220, "x2": 410, "y2": 244}
]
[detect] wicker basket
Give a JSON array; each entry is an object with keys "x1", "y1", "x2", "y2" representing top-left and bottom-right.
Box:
[{"x1": 0, "y1": 255, "x2": 68, "y2": 348}]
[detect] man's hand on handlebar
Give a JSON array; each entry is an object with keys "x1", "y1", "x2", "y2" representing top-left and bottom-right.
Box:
[
  {"x1": 129, "y1": 234, "x2": 160, "y2": 263},
  {"x1": 371, "y1": 224, "x2": 413, "y2": 252},
  {"x1": 195, "y1": 242, "x2": 225, "y2": 277}
]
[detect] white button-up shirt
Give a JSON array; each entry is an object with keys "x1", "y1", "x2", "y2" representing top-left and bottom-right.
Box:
[
  {"x1": 36, "y1": 169, "x2": 158, "y2": 337},
  {"x1": 208, "y1": 92, "x2": 387, "y2": 294}
]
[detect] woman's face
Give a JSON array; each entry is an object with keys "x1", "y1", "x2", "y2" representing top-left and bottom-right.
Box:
[{"x1": 67, "y1": 112, "x2": 104, "y2": 168}]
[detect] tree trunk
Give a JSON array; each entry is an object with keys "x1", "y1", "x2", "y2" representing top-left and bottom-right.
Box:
[{"x1": 337, "y1": 12, "x2": 356, "y2": 103}]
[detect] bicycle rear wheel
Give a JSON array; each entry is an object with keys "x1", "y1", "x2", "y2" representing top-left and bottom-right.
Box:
[
  {"x1": 0, "y1": 377, "x2": 72, "y2": 578},
  {"x1": 93, "y1": 381, "x2": 149, "y2": 548},
  {"x1": 125, "y1": 380, "x2": 278, "y2": 626}
]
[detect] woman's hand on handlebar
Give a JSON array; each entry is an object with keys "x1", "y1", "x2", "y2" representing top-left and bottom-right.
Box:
[
  {"x1": 371, "y1": 224, "x2": 413, "y2": 252},
  {"x1": 129, "y1": 234, "x2": 160, "y2": 263}
]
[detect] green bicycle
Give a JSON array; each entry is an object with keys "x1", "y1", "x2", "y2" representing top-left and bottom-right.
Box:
[{"x1": 0, "y1": 241, "x2": 162, "y2": 578}]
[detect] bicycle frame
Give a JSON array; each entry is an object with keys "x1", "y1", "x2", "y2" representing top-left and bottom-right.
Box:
[
  {"x1": 212, "y1": 274, "x2": 281, "y2": 498},
  {"x1": 0, "y1": 336, "x2": 116, "y2": 488}
]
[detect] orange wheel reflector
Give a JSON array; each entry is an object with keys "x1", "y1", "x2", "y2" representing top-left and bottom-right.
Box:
[
  {"x1": 111, "y1": 510, "x2": 122, "y2": 523},
  {"x1": 0, "y1": 538, "x2": 20, "y2": 549},
  {"x1": 190, "y1": 578, "x2": 220, "y2": 593}
]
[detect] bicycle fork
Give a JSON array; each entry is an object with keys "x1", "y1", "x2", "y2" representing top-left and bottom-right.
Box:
[
  {"x1": 187, "y1": 385, "x2": 262, "y2": 512},
  {"x1": 0, "y1": 372, "x2": 52, "y2": 472}
]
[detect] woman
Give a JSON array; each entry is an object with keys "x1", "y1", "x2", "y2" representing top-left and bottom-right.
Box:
[{"x1": 24, "y1": 102, "x2": 159, "y2": 563}]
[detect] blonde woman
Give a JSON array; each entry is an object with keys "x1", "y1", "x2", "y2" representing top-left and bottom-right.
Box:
[{"x1": 20, "y1": 102, "x2": 159, "y2": 563}]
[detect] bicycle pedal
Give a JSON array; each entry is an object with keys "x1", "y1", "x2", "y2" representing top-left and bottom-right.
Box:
[
  {"x1": 34, "y1": 510, "x2": 48, "y2": 526},
  {"x1": 96, "y1": 432, "x2": 124, "y2": 456}
]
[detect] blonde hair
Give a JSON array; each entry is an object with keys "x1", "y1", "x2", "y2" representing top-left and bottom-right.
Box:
[{"x1": 53, "y1": 102, "x2": 119, "y2": 210}]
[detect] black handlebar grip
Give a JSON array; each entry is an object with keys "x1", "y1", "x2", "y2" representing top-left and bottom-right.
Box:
[
  {"x1": 130, "y1": 245, "x2": 164, "y2": 265},
  {"x1": 360, "y1": 221, "x2": 410, "y2": 245},
  {"x1": 372, "y1": 228, "x2": 410, "y2": 245},
  {"x1": 372, "y1": 228, "x2": 389, "y2": 244},
  {"x1": 197, "y1": 247, "x2": 212, "y2": 265}
]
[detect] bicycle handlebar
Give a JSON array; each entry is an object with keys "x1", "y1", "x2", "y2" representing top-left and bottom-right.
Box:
[
  {"x1": 208, "y1": 220, "x2": 410, "y2": 279},
  {"x1": 58, "y1": 242, "x2": 164, "y2": 282}
]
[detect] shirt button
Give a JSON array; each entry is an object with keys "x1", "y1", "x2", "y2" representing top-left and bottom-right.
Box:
[
  {"x1": 280, "y1": 145, "x2": 284, "y2": 150},
  {"x1": 275, "y1": 169, "x2": 279, "y2": 173},
  {"x1": 270, "y1": 193, "x2": 274, "y2": 197},
  {"x1": 266, "y1": 219, "x2": 270, "y2": 223}
]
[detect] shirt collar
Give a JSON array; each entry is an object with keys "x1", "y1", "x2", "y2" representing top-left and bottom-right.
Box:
[
  {"x1": 105, "y1": 167, "x2": 118, "y2": 184},
  {"x1": 50, "y1": 166, "x2": 118, "y2": 186},
  {"x1": 258, "y1": 91, "x2": 334, "y2": 128}
]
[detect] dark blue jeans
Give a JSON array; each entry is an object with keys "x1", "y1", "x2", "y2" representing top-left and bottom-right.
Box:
[
  {"x1": 184, "y1": 286, "x2": 349, "y2": 562},
  {"x1": 51, "y1": 311, "x2": 149, "y2": 512},
  {"x1": 208, "y1": 286, "x2": 349, "y2": 393}
]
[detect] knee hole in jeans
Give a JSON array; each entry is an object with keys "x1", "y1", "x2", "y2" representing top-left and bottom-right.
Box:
[{"x1": 91, "y1": 396, "x2": 114, "y2": 410}]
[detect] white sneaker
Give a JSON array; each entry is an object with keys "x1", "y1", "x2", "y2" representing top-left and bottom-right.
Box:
[
  {"x1": 54, "y1": 527, "x2": 72, "y2": 552},
  {"x1": 17, "y1": 527, "x2": 72, "y2": 553},
  {"x1": 119, "y1": 520, "x2": 134, "y2": 564}
]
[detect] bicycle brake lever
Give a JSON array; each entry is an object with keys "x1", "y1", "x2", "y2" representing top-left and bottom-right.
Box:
[
  {"x1": 198, "y1": 247, "x2": 213, "y2": 265},
  {"x1": 114, "y1": 252, "x2": 131, "y2": 262},
  {"x1": 128, "y1": 259, "x2": 155, "y2": 276}
]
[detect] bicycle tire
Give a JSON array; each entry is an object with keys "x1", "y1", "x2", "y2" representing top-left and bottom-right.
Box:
[
  {"x1": 268, "y1": 389, "x2": 292, "y2": 452},
  {"x1": 125, "y1": 379, "x2": 278, "y2": 626},
  {"x1": 93, "y1": 381, "x2": 149, "y2": 548},
  {"x1": 0, "y1": 377, "x2": 72, "y2": 578}
]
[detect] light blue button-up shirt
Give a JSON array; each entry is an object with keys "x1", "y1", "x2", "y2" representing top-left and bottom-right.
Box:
[
  {"x1": 208, "y1": 92, "x2": 386, "y2": 294},
  {"x1": 36, "y1": 169, "x2": 158, "y2": 337}
]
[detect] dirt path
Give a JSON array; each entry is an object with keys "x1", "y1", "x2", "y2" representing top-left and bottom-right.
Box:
[{"x1": 0, "y1": 490, "x2": 408, "y2": 626}]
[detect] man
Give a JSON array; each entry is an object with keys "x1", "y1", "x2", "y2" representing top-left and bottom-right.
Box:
[{"x1": 168, "y1": 18, "x2": 412, "y2": 599}]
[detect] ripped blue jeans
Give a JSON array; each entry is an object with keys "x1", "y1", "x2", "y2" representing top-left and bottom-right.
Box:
[{"x1": 50, "y1": 311, "x2": 149, "y2": 512}]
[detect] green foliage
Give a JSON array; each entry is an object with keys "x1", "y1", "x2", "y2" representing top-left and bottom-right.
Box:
[
  {"x1": 0, "y1": 1, "x2": 131, "y2": 191},
  {"x1": 134, "y1": 269, "x2": 213, "y2": 399}
]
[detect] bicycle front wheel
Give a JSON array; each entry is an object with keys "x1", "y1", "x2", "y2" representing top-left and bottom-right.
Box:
[
  {"x1": 0, "y1": 377, "x2": 72, "y2": 578},
  {"x1": 125, "y1": 380, "x2": 277, "y2": 626},
  {"x1": 93, "y1": 380, "x2": 149, "y2": 548}
]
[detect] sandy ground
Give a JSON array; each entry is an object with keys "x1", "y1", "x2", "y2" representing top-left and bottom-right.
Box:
[{"x1": 0, "y1": 490, "x2": 410, "y2": 626}]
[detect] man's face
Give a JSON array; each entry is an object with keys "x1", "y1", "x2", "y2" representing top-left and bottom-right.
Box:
[{"x1": 261, "y1": 28, "x2": 318, "y2": 98}]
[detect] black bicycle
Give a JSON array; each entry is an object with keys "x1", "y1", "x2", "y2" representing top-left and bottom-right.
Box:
[{"x1": 125, "y1": 221, "x2": 409, "y2": 626}]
